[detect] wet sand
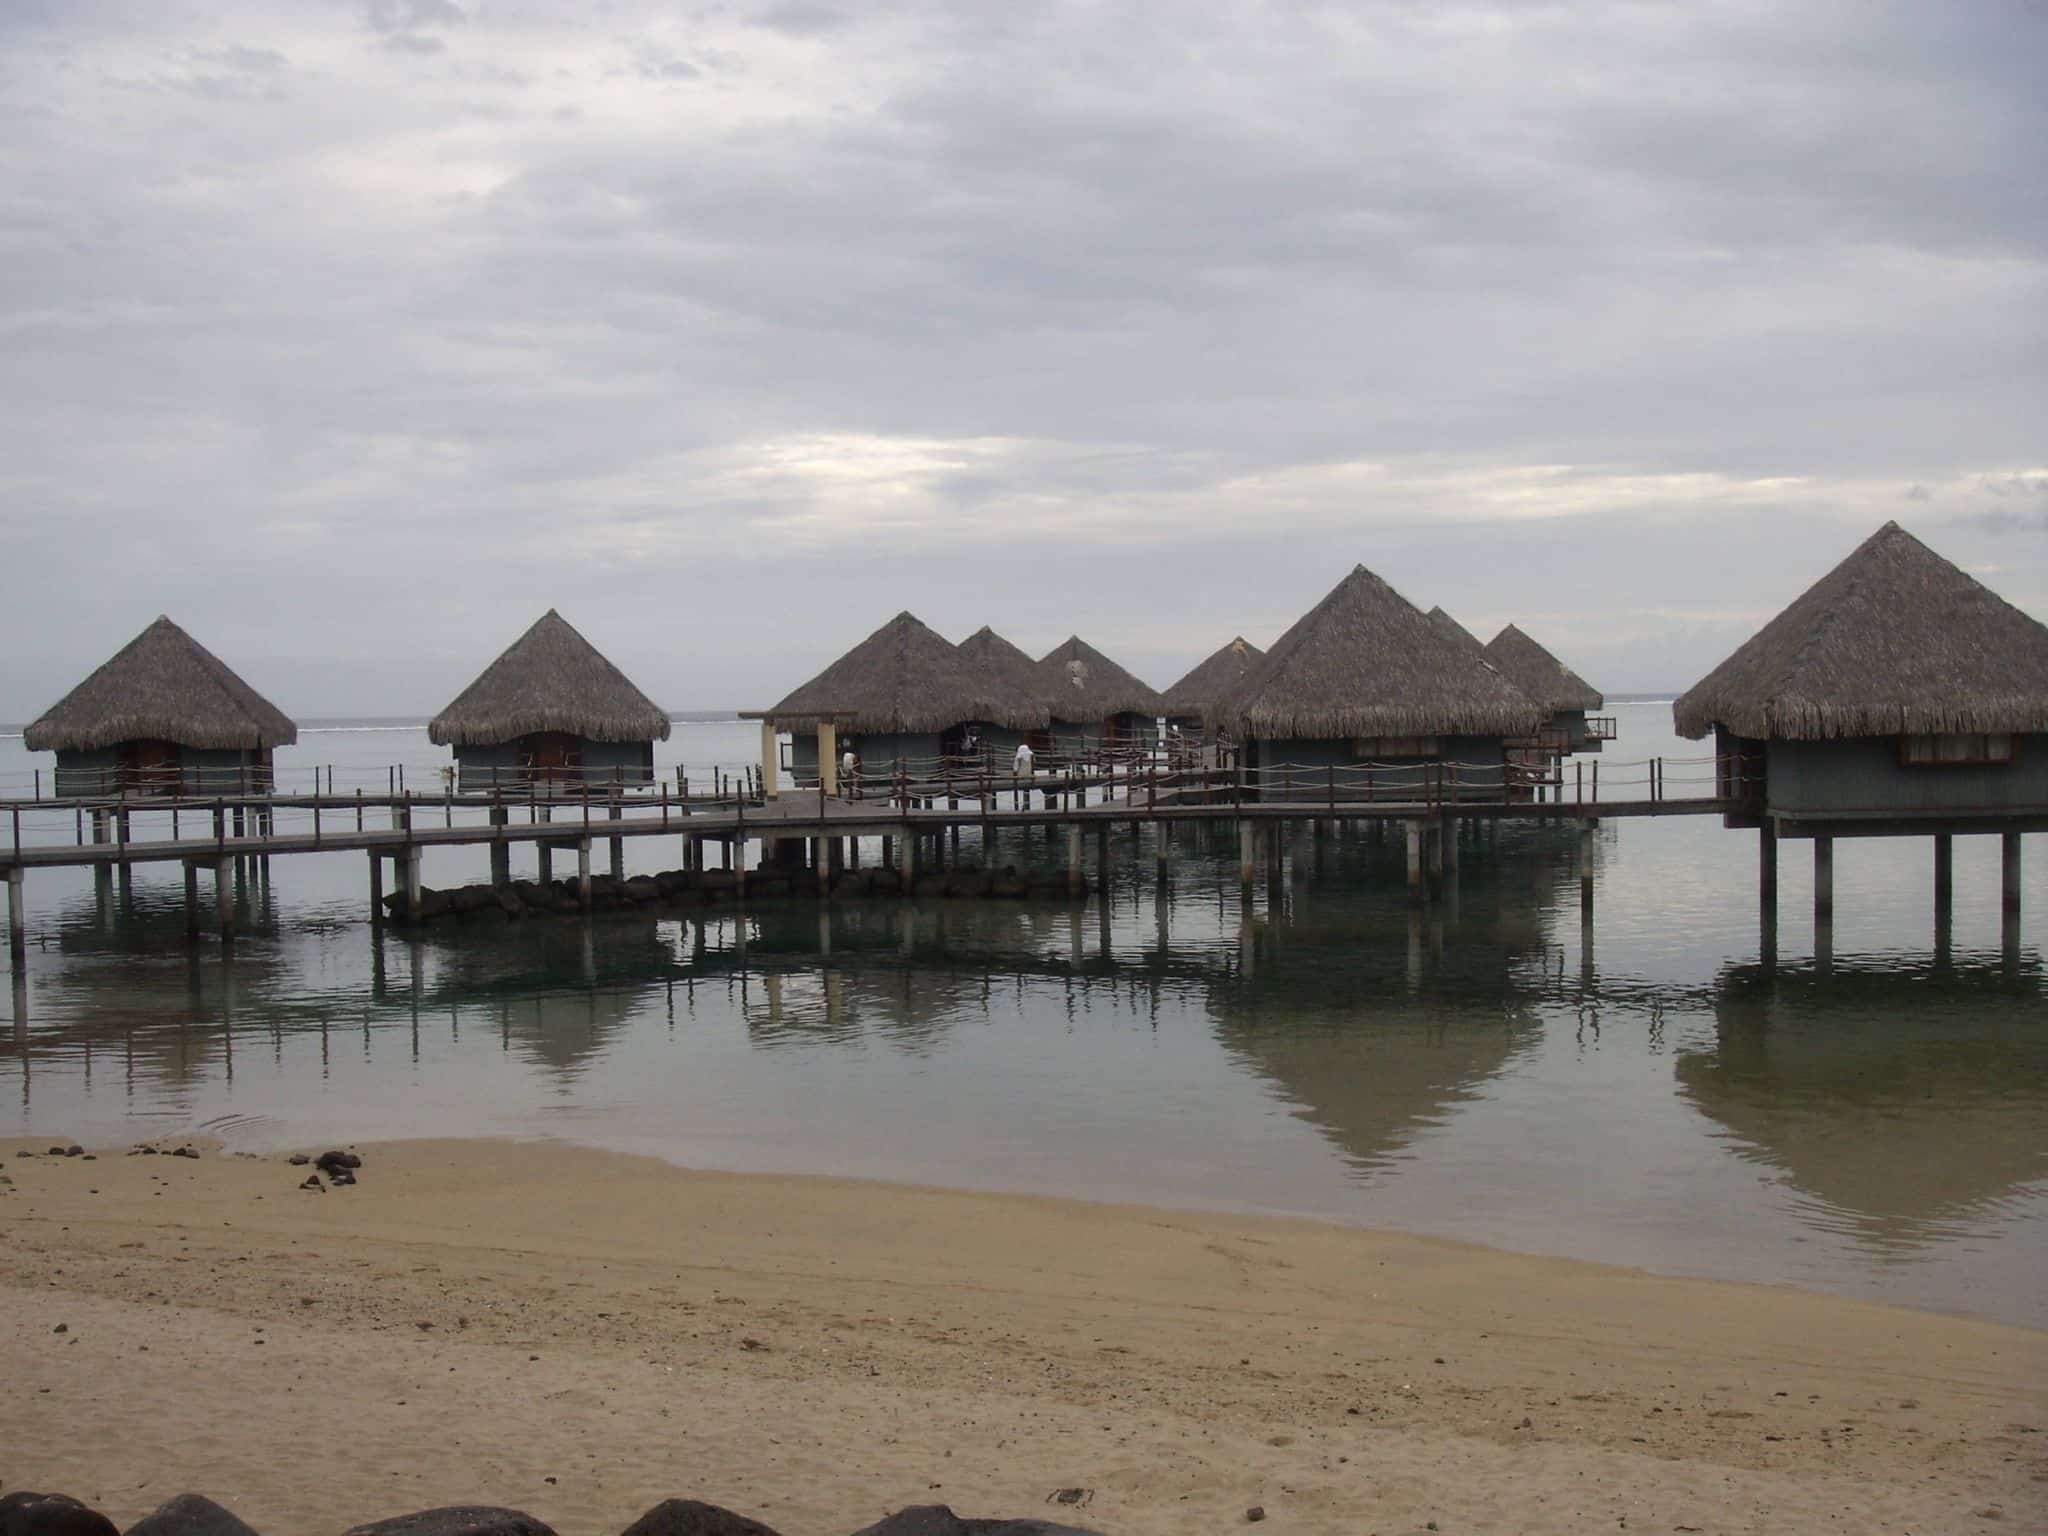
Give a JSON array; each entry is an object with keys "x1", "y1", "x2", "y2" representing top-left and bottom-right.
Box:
[{"x1": 2, "y1": 1137, "x2": 2043, "y2": 1535}]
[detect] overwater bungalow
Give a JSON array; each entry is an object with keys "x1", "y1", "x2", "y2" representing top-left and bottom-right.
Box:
[
  {"x1": 1214, "y1": 565, "x2": 1543, "y2": 800},
  {"x1": 1425, "y1": 606, "x2": 1489, "y2": 661},
  {"x1": 765, "y1": 612, "x2": 1030, "y2": 785},
  {"x1": 1162, "y1": 637, "x2": 1264, "y2": 739},
  {"x1": 428, "y1": 610, "x2": 670, "y2": 790},
  {"x1": 1484, "y1": 623, "x2": 1612, "y2": 753},
  {"x1": 24, "y1": 616, "x2": 297, "y2": 797},
  {"x1": 1674, "y1": 521, "x2": 2048, "y2": 842},
  {"x1": 955, "y1": 626, "x2": 1057, "y2": 763},
  {"x1": 1034, "y1": 636, "x2": 1166, "y2": 752}
]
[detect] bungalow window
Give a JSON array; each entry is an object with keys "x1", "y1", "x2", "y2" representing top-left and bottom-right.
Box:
[
  {"x1": 1354, "y1": 736, "x2": 1440, "y2": 759},
  {"x1": 1899, "y1": 733, "x2": 2013, "y2": 767}
]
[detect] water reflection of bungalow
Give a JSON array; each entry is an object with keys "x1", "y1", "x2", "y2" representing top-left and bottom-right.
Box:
[
  {"x1": 766, "y1": 612, "x2": 1031, "y2": 785},
  {"x1": 430, "y1": 611, "x2": 671, "y2": 791},
  {"x1": 1162, "y1": 637, "x2": 1263, "y2": 740},
  {"x1": 1034, "y1": 636, "x2": 1165, "y2": 752},
  {"x1": 1216, "y1": 566, "x2": 1542, "y2": 800},
  {"x1": 1675, "y1": 522, "x2": 2046, "y2": 917},
  {"x1": 1484, "y1": 623, "x2": 1611, "y2": 754},
  {"x1": 955, "y1": 626, "x2": 1058, "y2": 763},
  {"x1": 1677, "y1": 962, "x2": 2048, "y2": 1247},
  {"x1": 25, "y1": 616, "x2": 297, "y2": 797}
]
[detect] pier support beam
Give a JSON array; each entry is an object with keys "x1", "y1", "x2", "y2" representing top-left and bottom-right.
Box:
[
  {"x1": 1934, "y1": 834, "x2": 1954, "y2": 926},
  {"x1": 488, "y1": 807, "x2": 510, "y2": 886},
  {"x1": 818, "y1": 722, "x2": 838, "y2": 796},
  {"x1": 1813, "y1": 836, "x2": 1834, "y2": 923},
  {"x1": 185, "y1": 862, "x2": 200, "y2": 939},
  {"x1": 761, "y1": 720, "x2": 780, "y2": 800},
  {"x1": 1238, "y1": 821, "x2": 1255, "y2": 888},
  {"x1": 403, "y1": 847, "x2": 422, "y2": 919},
  {"x1": 577, "y1": 838, "x2": 592, "y2": 906},
  {"x1": 215, "y1": 856, "x2": 234, "y2": 940},
  {"x1": 1405, "y1": 820, "x2": 1424, "y2": 907},
  {"x1": 2003, "y1": 831, "x2": 2024, "y2": 915},
  {"x1": 1758, "y1": 822, "x2": 1778, "y2": 914},
  {"x1": 1067, "y1": 824, "x2": 1085, "y2": 897},
  {"x1": 1579, "y1": 820, "x2": 1594, "y2": 919},
  {"x1": 609, "y1": 803, "x2": 624, "y2": 877},
  {"x1": 369, "y1": 852, "x2": 384, "y2": 922},
  {"x1": 6, "y1": 866, "x2": 23, "y2": 967},
  {"x1": 899, "y1": 827, "x2": 917, "y2": 891}
]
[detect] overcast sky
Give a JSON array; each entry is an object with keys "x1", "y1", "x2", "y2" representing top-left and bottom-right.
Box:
[{"x1": 2, "y1": 0, "x2": 2043, "y2": 720}]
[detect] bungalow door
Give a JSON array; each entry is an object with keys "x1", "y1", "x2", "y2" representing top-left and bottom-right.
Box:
[
  {"x1": 519, "y1": 732, "x2": 584, "y2": 788},
  {"x1": 118, "y1": 739, "x2": 181, "y2": 796}
]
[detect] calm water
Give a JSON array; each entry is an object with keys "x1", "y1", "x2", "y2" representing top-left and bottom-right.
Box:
[{"x1": 3, "y1": 702, "x2": 2045, "y2": 1328}]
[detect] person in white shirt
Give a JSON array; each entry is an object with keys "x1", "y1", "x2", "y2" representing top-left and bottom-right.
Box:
[
  {"x1": 841, "y1": 743, "x2": 860, "y2": 800},
  {"x1": 1011, "y1": 741, "x2": 1033, "y2": 809}
]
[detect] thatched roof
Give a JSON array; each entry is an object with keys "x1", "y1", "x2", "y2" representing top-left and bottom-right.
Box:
[
  {"x1": 1217, "y1": 566, "x2": 1544, "y2": 739},
  {"x1": 770, "y1": 613, "x2": 1038, "y2": 733},
  {"x1": 956, "y1": 626, "x2": 1055, "y2": 726},
  {"x1": 429, "y1": 610, "x2": 670, "y2": 747},
  {"x1": 25, "y1": 616, "x2": 297, "y2": 752},
  {"x1": 1163, "y1": 637, "x2": 1265, "y2": 716},
  {"x1": 1484, "y1": 623, "x2": 1603, "y2": 712},
  {"x1": 1425, "y1": 606, "x2": 1489, "y2": 661},
  {"x1": 1035, "y1": 637, "x2": 1166, "y2": 721},
  {"x1": 1673, "y1": 521, "x2": 2048, "y2": 741}
]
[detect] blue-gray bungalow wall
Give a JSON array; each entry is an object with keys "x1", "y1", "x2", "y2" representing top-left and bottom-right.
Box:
[
  {"x1": 1764, "y1": 735, "x2": 2048, "y2": 820},
  {"x1": 1244, "y1": 735, "x2": 1513, "y2": 801},
  {"x1": 451, "y1": 737, "x2": 654, "y2": 791},
  {"x1": 51, "y1": 746, "x2": 272, "y2": 797}
]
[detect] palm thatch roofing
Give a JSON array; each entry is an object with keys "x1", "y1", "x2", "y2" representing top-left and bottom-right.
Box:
[
  {"x1": 955, "y1": 626, "x2": 1055, "y2": 725},
  {"x1": 1216, "y1": 565, "x2": 1544, "y2": 739},
  {"x1": 1484, "y1": 623, "x2": 1603, "y2": 713},
  {"x1": 429, "y1": 610, "x2": 671, "y2": 747},
  {"x1": 770, "y1": 613, "x2": 1040, "y2": 733},
  {"x1": 1162, "y1": 637, "x2": 1265, "y2": 716},
  {"x1": 1425, "y1": 606, "x2": 1489, "y2": 661},
  {"x1": 1036, "y1": 637, "x2": 1166, "y2": 721},
  {"x1": 24, "y1": 616, "x2": 297, "y2": 753},
  {"x1": 1673, "y1": 521, "x2": 2048, "y2": 741}
]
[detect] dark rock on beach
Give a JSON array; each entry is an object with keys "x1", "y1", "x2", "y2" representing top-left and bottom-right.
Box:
[
  {"x1": 342, "y1": 1510, "x2": 555, "y2": 1536},
  {"x1": 123, "y1": 1493, "x2": 263, "y2": 1536},
  {"x1": 845, "y1": 1510, "x2": 1103, "y2": 1536},
  {"x1": 0, "y1": 1492, "x2": 122, "y2": 1536},
  {"x1": 618, "y1": 1501, "x2": 784, "y2": 1536},
  {"x1": 316, "y1": 1150, "x2": 362, "y2": 1173}
]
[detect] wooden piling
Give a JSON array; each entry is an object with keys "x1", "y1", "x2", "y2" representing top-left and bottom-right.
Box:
[
  {"x1": 2003, "y1": 831, "x2": 2024, "y2": 914},
  {"x1": 1934, "y1": 833, "x2": 1954, "y2": 924},
  {"x1": 1813, "y1": 835, "x2": 1834, "y2": 922},
  {"x1": 1758, "y1": 822, "x2": 1778, "y2": 917},
  {"x1": 369, "y1": 852, "x2": 384, "y2": 922},
  {"x1": 404, "y1": 847, "x2": 423, "y2": 918},
  {"x1": 489, "y1": 806, "x2": 510, "y2": 886},
  {"x1": 577, "y1": 838, "x2": 592, "y2": 906},
  {"x1": 215, "y1": 855, "x2": 234, "y2": 940},
  {"x1": 1238, "y1": 820, "x2": 1255, "y2": 887},
  {"x1": 1579, "y1": 820, "x2": 1594, "y2": 917},
  {"x1": 185, "y1": 862, "x2": 200, "y2": 939},
  {"x1": 1405, "y1": 820, "x2": 1424, "y2": 906},
  {"x1": 1068, "y1": 824, "x2": 1084, "y2": 897},
  {"x1": 6, "y1": 866, "x2": 23, "y2": 965},
  {"x1": 609, "y1": 803, "x2": 624, "y2": 877}
]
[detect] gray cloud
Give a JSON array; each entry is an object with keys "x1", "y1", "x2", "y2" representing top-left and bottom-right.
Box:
[{"x1": 0, "y1": 0, "x2": 2043, "y2": 720}]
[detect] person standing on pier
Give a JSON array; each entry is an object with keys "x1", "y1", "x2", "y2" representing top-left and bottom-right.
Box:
[
  {"x1": 1012, "y1": 740, "x2": 1033, "y2": 809},
  {"x1": 842, "y1": 742, "x2": 861, "y2": 800}
]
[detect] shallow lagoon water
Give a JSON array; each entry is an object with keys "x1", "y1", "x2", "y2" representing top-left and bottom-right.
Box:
[{"x1": 3, "y1": 702, "x2": 2045, "y2": 1328}]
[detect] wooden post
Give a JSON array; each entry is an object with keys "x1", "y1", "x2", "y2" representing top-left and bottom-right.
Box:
[
  {"x1": 215, "y1": 855, "x2": 234, "y2": 940},
  {"x1": 404, "y1": 847, "x2": 422, "y2": 919},
  {"x1": 2003, "y1": 831, "x2": 2024, "y2": 914},
  {"x1": 819, "y1": 721, "x2": 838, "y2": 796},
  {"x1": 1067, "y1": 823, "x2": 1084, "y2": 897},
  {"x1": 1813, "y1": 836, "x2": 1834, "y2": 959},
  {"x1": 6, "y1": 866, "x2": 23, "y2": 966},
  {"x1": 900, "y1": 826, "x2": 917, "y2": 890},
  {"x1": 1405, "y1": 820, "x2": 1424, "y2": 907},
  {"x1": 489, "y1": 806, "x2": 510, "y2": 886},
  {"x1": 1440, "y1": 811, "x2": 1459, "y2": 878},
  {"x1": 1934, "y1": 834, "x2": 1954, "y2": 925},
  {"x1": 1579, "y1": 820, "x2": 1594, "y2": 918},
  {"x1": 1095, "y1": 822, "x2": 1109, "y2": 883},
  {"x1": 608, "y1": 802, "x2": 624, "y2": 877},
  {"x1": 761, "y1": 720, "x2": 780, "y2": 800},
  {"x1": 1758, "y1": 821, "x2": 1778, "y2": 913},
  {"x1": 369, "y1": 851, "x2": 384, "y2": 922},
  {"x1": 1156, "y1": 818, "x2": 1169, "y2": 879},
  {"x1": 1238, "y1": 820, "x2": 1255, "y2": 887},
  {"x1": 577, "y1": 838, "x2": 592, "y2": 906},
  {"x1": 538, "y1": 806, "x2": 554, "y2": 883}
]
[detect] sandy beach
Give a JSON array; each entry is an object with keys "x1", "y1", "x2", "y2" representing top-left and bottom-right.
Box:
[{"x1": 2, "y1": 1137, "x2": 2042, "y2": 1536}]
